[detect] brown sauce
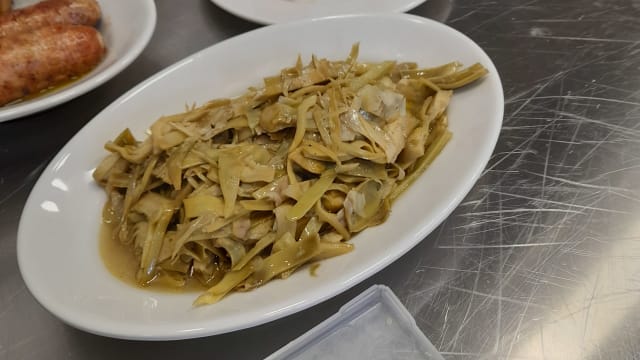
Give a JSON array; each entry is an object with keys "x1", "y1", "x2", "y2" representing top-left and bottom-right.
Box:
[{"x1": 99, "y1": 223, "x2": 206, "y2": 293}]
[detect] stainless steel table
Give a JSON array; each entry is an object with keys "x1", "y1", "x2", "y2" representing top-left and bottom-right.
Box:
[{"x1": 2, "y1": 1, "x2": 640, "y2": 359}]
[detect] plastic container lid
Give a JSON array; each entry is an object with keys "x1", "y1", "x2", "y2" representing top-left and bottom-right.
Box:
[{"x1": 266, "y1": 285, "x2": 444, "y2": 360}]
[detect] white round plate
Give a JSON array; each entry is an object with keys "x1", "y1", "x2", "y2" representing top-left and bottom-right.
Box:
[
  {"x1": 17, "y1": 14, "x2": 503, "y2": 340},
  {"x1": 0, "y1": 0, "x2": 156, "y2": 123},
  {"x1": 211, "y1": 0, "x2": 427, "y2": 24}
]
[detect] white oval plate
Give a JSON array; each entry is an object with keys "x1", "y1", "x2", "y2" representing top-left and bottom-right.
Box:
[
  {"x1": 0, "y1": 0, "x2": 156, "y2": 123},
  {"x1": 211, "y1": 0, "x2": 427, "y2": 24},
  {"x1": 17, "y1": 14, "x2": 503, "y2": 340}
]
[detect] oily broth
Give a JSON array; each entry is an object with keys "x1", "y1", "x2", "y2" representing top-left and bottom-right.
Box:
[
  {"x1": 99, "y1": 223, "x2": 206, "y2": 293},
  {"x1": 3, "y1": 76, "x2": 83, "y2": 107}
]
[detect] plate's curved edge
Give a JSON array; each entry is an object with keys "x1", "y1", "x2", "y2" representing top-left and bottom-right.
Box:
[
  {"x1": 209, "y1": 0, "x2": 428, "y2": 25},
  {"x1": 0, "y1": 0, "x2": 157, "y2": 123},
  {"x1": 393, "y1": 0, "x2": 430, "y2": 14},
  {"x1": 209, "y1": 0, "x2": 271, "y2": 25},
  {"x1": 17, "y1": 13, "x2": 504, "y2": 340}
]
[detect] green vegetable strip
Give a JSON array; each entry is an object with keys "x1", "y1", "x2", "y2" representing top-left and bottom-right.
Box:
[
  {"x1": 218, "y1": 152, "x2": 241, "y2": 218},
  {"x1": 193, "y1": 259, "x2": 259, "y2": 306},
  {"x1": 390, "y1": 129, "x2": 452, "y2": 201},
  {"x1": 289, "y1": 95, "x2": 317, "y2": 153},
  {"x1": 232, "y1": 233, "x2": 277, "y2": 271},
  {"x1": 430, "y1": 63, "x2": 488, "y2": 89},
  {"x1": 400, "y1": 61, "x2": 461, "y2": 79},
  {"x1": 287, "y1": 169, "x2": 336, "y2": 221}
]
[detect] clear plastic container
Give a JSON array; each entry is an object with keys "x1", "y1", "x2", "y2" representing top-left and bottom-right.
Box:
[{"x1": 266, "y1": 285, "x2": 444, "y2": 360}]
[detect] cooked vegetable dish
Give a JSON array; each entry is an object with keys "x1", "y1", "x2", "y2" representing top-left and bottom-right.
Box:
[{"x1": 93, "y1": 44, "x2": 487, "y2": 305}]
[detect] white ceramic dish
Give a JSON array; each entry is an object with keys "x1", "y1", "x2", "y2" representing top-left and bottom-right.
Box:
[
  {"x1": 17, "y1": 14, "x2": 503, "y2": 340},
  {"x1": 0, "y1": 0, "x2": 157, "y2": 123},
  {"x1": 211, "y1": 0, "x2": 427, "y2": 24}
]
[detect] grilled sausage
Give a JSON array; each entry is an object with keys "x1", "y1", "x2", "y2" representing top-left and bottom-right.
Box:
[
  {"x1": 0, "y1": 0, "x2": 101, "y2": 38},
  {"x1": 0, "y1": 24, "x2": 105, "y2": 106}
]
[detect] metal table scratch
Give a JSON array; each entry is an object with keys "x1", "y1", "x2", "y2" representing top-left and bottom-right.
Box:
[{"x1": 1, "y1": 0, "x2": 639, "y2": 359}]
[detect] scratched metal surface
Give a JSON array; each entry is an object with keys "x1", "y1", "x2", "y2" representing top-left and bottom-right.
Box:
[{"x1": 1, "y1": 0, "x2": 640, "y2": 359}]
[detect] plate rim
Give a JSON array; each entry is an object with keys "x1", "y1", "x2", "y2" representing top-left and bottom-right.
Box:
[
  {"x1": 210, "y1": 0, "x2": 428, "y2": 25},
  {"x1": 0, "y1": 0, "x2": 157, "y2": 123},
  {"x1": 17, "y1": 13, "x2": 504, "y2": 340}
]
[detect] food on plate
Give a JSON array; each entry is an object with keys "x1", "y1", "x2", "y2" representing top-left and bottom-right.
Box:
[
  {"x1": 0, "y1": 0, "x2": 104, "y2": 106},
  {"x1": 0, "y1": 24, "x2": 105, "y2": 106},
  {"x1": 0, "y1": 0, "x2": 11, "y2": 15},
  {"x1": 0, "y1": 0, "x2": 100, "y2": 37},
  {"x1": 94, "y1": 44, "x2": 487, "y2": 306}
]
